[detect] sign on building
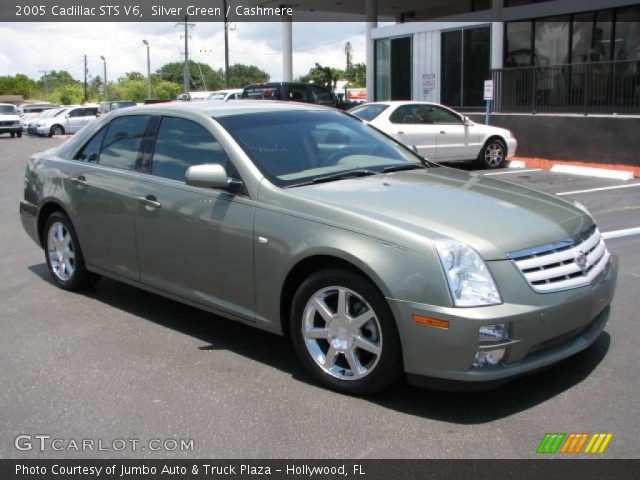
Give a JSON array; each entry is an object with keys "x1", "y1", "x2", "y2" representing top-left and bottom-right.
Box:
[{"x1": 483, "y1": 80, "x2": 494, "y2": 101}]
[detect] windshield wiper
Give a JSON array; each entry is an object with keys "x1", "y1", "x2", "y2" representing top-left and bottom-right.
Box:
[
  {"x1": 382, "y1": 164, "x2": 426, "y2": 173},
  {"x1": 290, "y1": 169, "x2": 377, "y2": 187}
]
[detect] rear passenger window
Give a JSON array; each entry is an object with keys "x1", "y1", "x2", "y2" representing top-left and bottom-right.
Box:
[
  {"x1": 99, "y1": 115, "x2": 150, "y2": 171},
  {"x1": 74, "y1": 126, "x2": 106, "y2": 162},
  {"x1": 151, "y1": 117, "x2": 229, "y2": 182}
]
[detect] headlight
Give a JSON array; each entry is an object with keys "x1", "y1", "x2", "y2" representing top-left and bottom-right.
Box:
[{"x1": 434, "y1": 239, "x2": 502, "y2": 307}]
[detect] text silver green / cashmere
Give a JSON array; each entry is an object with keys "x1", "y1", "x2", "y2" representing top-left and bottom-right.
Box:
[{"x1": 19, "y1": 101, "x2": 617, "y2": 394}]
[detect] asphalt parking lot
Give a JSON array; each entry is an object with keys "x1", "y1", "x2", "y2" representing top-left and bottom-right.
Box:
[{"x1": 1, "y1": 136, "x2": 638, "y2": 459}]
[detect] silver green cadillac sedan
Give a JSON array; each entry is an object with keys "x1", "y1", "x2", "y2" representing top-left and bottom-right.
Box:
[{"x1": 19, "y1": 101, "x2": 617, "y2": 394}]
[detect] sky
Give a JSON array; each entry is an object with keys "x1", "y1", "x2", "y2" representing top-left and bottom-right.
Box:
[{"x1": 0, "y1": 22, "x2": 367, "y2": 86}]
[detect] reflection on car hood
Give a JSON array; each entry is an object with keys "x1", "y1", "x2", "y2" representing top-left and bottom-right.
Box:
[{"x1": 288, "y1": 167, "x2": 593, "y2": 260}]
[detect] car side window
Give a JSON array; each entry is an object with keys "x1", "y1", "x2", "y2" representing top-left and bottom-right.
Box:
[
  {"x1": 425, "y1": 106, "x2": 463, "y2": 125},
  {"x1": 151, "y1": 117, "x2": 230, "y2": 183},
  {"x1": 84, "y1": 107, "x2": 98, "y2": 116},
  {"x1": 389, "y1": 104, "x2": 431, "y2": 124},
  {"x1": 99, "y1": 115, "x2": 150, "y2": 171},
  {"x1": 74, "y1": 126, "x2": 107, "y2": 163},
  {"x1": 67, "y1": 108, "x2": 82, "y2": 118},
  {"x1": 310, "y1": 85, "x2": 334, "y2": 105},
  {"x1": 288, "y1": 86, "x2": 309, "y2": 102}
]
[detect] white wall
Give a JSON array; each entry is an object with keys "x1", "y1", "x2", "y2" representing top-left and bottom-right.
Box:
[{"x1": 412, "y1": 31, "x2": 441, "y2": 103}]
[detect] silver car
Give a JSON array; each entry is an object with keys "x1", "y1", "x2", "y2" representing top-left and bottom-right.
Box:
[{"x1": 19, "y1": 102, "x2": 618, "y2": 394}]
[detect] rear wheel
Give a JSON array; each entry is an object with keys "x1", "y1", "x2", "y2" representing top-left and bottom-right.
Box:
[
  {"x1": 17, "y1": 131, "x2": 22, "y2": 138},
  {"x1": 290, "y1": 269, "x2": 402, "y2": 394},
  {"x1": 10, "y1": 132, "x2": 15, "y2": 138},
  {"x1": 478, "y1": 138, "x2": 507, "y2": 169},
  {"x1": 44, "y1": 211, "x2": 100, "y2": 291}
]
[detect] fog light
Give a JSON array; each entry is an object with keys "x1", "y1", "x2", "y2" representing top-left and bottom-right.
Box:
[
  {"x1": 479, "y1": 324, "x2": 508, "y2": 343},
  {"x1": 473, "y1": 348, "x2": 505, "y2": 367}
]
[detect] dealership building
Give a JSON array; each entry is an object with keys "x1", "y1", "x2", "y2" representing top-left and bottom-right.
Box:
[{"x1": 277, "y1": 0, "x2": 640, "y2": 164}]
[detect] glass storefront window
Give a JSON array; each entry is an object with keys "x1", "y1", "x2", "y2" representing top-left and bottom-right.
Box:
[
  {"x1": 593, "y1": 10, "x2": 613, "y2": 62},
  {"x1": 615, "y1": 6, "x2": 640, "y2": 61},
  {"x1": 572, "y1": 13, "x2": 595, "y2": 64},
  {"x1": 534, "y1": 16, "x2": 570, "y2": 66},
  {"x1": 506, "y1": 22, "x2": 533, "y2": 67},
  {"x1": 375, "y1": 38, "x2": 390, "y2": 101}
]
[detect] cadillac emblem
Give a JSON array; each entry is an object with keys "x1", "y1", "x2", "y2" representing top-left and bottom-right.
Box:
[{"x1": 575, "y1": 250, "x2": 588, "y2": 274}]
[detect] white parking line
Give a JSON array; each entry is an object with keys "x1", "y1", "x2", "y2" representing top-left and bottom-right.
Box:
[
  {"x1": 602, "y1": 227, "x2": 640, "y2": 240},
  {"x1": 557, "y1": 183, "x2": 640, "y2": 196},
  {"x1": 483, "y1": 169, "x2": 542, "y2": 176}
]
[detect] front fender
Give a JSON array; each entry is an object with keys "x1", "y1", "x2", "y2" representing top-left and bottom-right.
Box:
[{"x1": 253, "y1": 206, "x2": 451, "y2": 334}]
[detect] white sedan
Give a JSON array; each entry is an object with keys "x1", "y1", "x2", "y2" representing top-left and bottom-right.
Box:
[{"x1": 349, "y1": 101, "x2": 517, "y2": 168}]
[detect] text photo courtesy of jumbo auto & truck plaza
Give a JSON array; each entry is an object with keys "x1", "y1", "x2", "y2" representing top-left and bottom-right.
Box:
[{"x1": 1, "y1": 1, "x2": 639, "y2": 480}]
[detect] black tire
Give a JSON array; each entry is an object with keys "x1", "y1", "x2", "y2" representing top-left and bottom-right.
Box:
[
  {"x1": 10, "y1": 132, "x2": 15, "y2": 138},
  {"x1": 290, "y1": 269, "x2": 402, "y2": 395},
  {"x1": 17, "y1": 131, "x2": 22, "y2": 138},
  {"x1": 50, "y1": 125, "x2": 65, "y2": 137},
  {"x1": 477, "y1": 138, "x2": 507, "y2": 169},
  {"x1": 43, "y1": 211, "x2": 100, "y2": 291}
]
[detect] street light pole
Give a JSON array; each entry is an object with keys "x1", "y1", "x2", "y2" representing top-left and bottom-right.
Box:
[
  {"x1": 100, "y1": 55, "x2": 107, "y2": 101},
  {"x1": 142, "y1": 39, "x2": 152, "y2": 99},
  {"x1": 223, "y1": 0, "x2": 230, "y2": 88}
]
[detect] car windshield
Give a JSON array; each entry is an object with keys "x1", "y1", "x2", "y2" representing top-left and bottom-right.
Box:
[
  {"x1": 217, "y1": 110, "x2": 430, "y2": 187},
  {"x1": 0, "y1": 105, "x2": 17, "y2": 114},
  {"x1": 349, "y1": 104, "x2": 389, "y2": 121}
]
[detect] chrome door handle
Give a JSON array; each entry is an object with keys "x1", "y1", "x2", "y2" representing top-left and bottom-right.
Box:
[
  {"x1": 137, "y1": 195, "x2": 162, "y2": 209},
  {"x1": 397, "y1": 131, "x2": 405, "y2": 135},
  {"x1": 440, "y1": 131, "x2": 446, "y2": 134},
  {"x1": 71, "y1": 175, "x2": 88, "y2": 186}
]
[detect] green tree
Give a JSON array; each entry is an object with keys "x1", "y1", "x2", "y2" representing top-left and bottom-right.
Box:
[
  {"x1": 344, "y1": 42, "x2": 353, "y2": 71},
  {"x1": 155, "y1": 61, "x2": 222, "y2": 91},
  {"x1": 226, "y1": 63, "x2": 270, "y2": 88},
  {"x1": 50, "y1": 83, "x2": 84, "y2": 105},
  {"x1": 345, "y1": 63, "x2": 366, "y2": 88},
  {"x1": 297, "y1": 63, "x2": 344, "y2": 90},
  {"x1": 0, "y1": 74, "x2": 38, "y2": 98}
]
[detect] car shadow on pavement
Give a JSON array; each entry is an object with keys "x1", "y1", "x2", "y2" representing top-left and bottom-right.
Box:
[{"x1": 28, "y1": 263, "x2": 611, "y2": 425}]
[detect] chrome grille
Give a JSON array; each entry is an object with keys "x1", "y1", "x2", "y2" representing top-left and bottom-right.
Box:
[{"x1": 509, "y1": 226, "x2": 610, "y2": 293}]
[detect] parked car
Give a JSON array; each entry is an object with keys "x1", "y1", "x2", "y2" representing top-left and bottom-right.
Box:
[
  {"x1": 0, "y1": 103, "x2": 22, "y2": 137},
  {"x1": 242, "y1": 82, "x2": 337, "y2": 107},
  {"x1": 35, "y1": 105, "x2": 99, "y2": 137},
  {"x1": 24, "y1": 107, "x2": 70, "y2": 135},
  {"x1": 207, "y1": 89, "x2": 243, "y2": 101},
  {"x1": 98, "y1": 101, "x2": 137, "y2": 115},
  {"x1": 19, "y1": 102, "x2": 617, "y2": 394},
  {"x1": 349, "y1": 101, "x2": 517, "y2": 168}
]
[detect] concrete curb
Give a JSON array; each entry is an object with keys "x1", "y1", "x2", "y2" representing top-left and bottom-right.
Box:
[{"x1": 549, "y1": 164, "x2": 635, "y2": 181}]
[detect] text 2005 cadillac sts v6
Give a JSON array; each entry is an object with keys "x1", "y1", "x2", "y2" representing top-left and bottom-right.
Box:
[{"x1": 20, "y1": 102, "x2": 617, "y2": 394}]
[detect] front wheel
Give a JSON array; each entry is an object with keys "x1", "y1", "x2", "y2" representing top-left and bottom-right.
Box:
[
  {"x1": 17, "y1": 131, "x2": 22, "y2": 138},
  {"x1": 50, "y1": 125, "x2": 65, "y2": 137},
  {"x1": 44, "y1": 211, "x2": 100, "y2": 291},
  {"x1": 478, "y1": 138, "x2": 507, "y2": 169},
  {"x1": 290, "y1": 269, "x2": 402, "y2": 394}
]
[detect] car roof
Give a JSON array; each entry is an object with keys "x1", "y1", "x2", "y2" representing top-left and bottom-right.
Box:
[
  {"x1": 356, "y1": 101, "x2": 442, "y2": 108},
  {"x1": 109, "y1": 100, "x2": 334, "y2": 118}
]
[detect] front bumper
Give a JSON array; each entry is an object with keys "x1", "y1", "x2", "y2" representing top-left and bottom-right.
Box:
[
  {"x1": 0, "y1": 125, "x2": 21, "y2": 134},
  {"x1": 388, "y1": 254, "x2": 618, "y2": 386}
]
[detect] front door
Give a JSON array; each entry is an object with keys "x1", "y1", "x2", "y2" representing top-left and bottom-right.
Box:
[
  {"x1": 135, "y1": 115, "x2": 256, "y2": 320},
  {"x1": 424, "y1": 105, "x2": 472, "y2": 161},
  {"x1": 386, "y1": 104, "x2": 438, "y2": 159}
]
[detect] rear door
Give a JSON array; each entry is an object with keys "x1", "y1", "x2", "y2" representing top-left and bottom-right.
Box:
[
  {"x1": 134, "y1": 115, "x2": 256, "y2": 320},
  {"x1": 66, "y1": 114, "x2": 151, "y2": 280}
]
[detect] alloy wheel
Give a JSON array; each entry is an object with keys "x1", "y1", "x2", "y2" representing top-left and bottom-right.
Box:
[
  {"x1": 47, "y1": 221, "x2": 76, "y2": 281},
  {"x1": 301, "y1": 286, "x2": 383, "y2": 381}
]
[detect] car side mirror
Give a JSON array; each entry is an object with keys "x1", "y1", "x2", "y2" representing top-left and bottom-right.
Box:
[
  {"x1": 65, "y1": 114, "x2": 70, "y2": 119},
  {"x1": 185, "y1": 164, "x2": 239, "y2": 189},
  {"x1": 463, "y1": 116, "x2": 473, "y2": 126}
]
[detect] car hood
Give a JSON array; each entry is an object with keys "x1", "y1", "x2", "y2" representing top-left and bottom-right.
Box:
[{"x1": 287, "y1": 167, "x2": 593, "y2": 260}]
